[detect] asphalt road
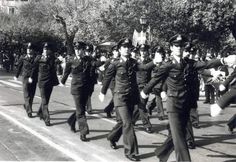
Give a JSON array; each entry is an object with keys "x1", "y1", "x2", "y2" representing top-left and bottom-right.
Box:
[{"x1": 0, "y1": 69, "x2": 235, "y2": 162}]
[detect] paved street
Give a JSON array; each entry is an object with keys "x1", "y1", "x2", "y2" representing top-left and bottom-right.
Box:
[{"x1": 0, "y1": 69, "x2": 235, "y2": 162}]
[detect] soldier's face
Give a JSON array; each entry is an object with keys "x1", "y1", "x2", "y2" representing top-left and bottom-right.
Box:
[
  {"x1": 119, "y1": 46, "x2": 130, "y2": 57},
  {"x1": 75, "y1": 49, "x2": 84, "y2": 57},
  {"x1": 27, "y1": 48, "x2": 33, "y2": 55},
  {"x1": 170, "y1": 45, "x2": 183, "y2": 57}
]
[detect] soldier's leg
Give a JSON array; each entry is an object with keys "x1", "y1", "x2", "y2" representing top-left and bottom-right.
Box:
[
  {"x1": 137, "y1": 97, "x2": 152, "y2": 131},
  {"x1": 147, "y1": 97, "x2": 156, "y2": 115},
  {"x1": 67, "y1": 112, "x2": 76, "y2": 132},
  {"x1": 209, "y1": 85, "x2": 215, "y2": 104},
  {"x1": 168, "y1": 112, "x2": 191, "y2": 162},
  {"x1": 74, "y1": 93, "x2": 89, "y2": 136},
  {"x1": 227, "y1": 114, "x2": 236, "y2": 133},
  {"x1": 120, "y1": 104, "x2": 138, "y2": 156},
  {"x1": 40, "y1": 86, "x2": 53, "y2": 125},
  {"x1": 29, "y1": 82, "x2": 37, "y2": 113},
  {"x1": 186, "y1": 118, "x2": 195, "y2": 149},
  {"x1": 204, "y1": 85, "x2": 210, "y2": 103},
  {"x1": 23, "y1": 81, "x2": 31, "y2": 114},
  {"x1": 107, "y1": 106, "x2": 123, "y2": 143},
  {"x1": 86, "y1": 87, "x2": 94, "y2": 114},
  {"x1": 155, "y1": 135, "x2": 174, "y2": 162},
  {"x1": 155, "y1": 94, "x2": 165, "y2": 120},
  {"x1": 104, "y1": 89, "x2": 115, "y2": 118},
  {"x1": 190, "y1": 107, "x2": 199, "y2": 128}
]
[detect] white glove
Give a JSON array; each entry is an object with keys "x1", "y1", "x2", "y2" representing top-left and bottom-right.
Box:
[
  {"x1": 99, "y1": 65, "x2": 105, "y2": 71},
  {"x1": 153, "y1": 53, "x2": 162, "y2": 64},
  {"x1": 13, "y1": 76, "x2": 18, "y2": 81},
  {"x1": 28, "y1": 77, "x2": 33, "y2": 83},
  {"x1": 219, "y1": 84, "x2": 226, "y2": 92},
  {"x1": 223, "y1": 55, "x2": 236, "y2": 67},
  {"x1": 160, "y1": 91, "x2": 167, "y2": 100},
  {"x1": 99, "y1": 92, "x2": 105, "y2": 102},
  {"x1": 210, "y1": 104, "x2": 222, "y2": 117},
  {"x1": 140, "y1": 91, "x2": 149, "y2": 99},
  {"x1": 100, "y1": 56, "x2": 107, "y2": 62}
]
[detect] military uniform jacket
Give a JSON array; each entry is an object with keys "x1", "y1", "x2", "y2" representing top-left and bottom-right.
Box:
[
  {"x1": 15, "y1": 54, "x2": 38, "y2": 82},
  {"x1": 104, "y1": 58, "x2": 117, "y2": 91},
  {"x1": 32, "y1": 55, "x2": 59, "y2": 88},
  {"x1": 61, "y1": 56, "x2": 93, "y2": 95},
  {"x1": 101, "y1": 57, "x2": 155, "y2": 107},
  {"x1": 151, "y1": 62, "x2": 166, "y2": 94},
  {"x1": 136, "y1": 57, "x2": 153, "y2": 90},
  {"x1": 143, "y1": 58, "x2": 223, "y2": 112}
]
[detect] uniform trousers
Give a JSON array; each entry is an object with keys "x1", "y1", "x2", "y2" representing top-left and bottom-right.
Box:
[
  {"x1": 107, "y1": 104, "x2": 138, "y2": 156},
  {"x1": 38, "y1": 86, "x2": 53, "y2": 123},
  {"x1": 133, "y1": 97, "x2": 152, "y2": 128},
  {"x1": 23, "y1": 80, "x2": 37, "y2": 114},
  {"x1": 147, "y1": 93, "x2": 165, "y2": 118},
  {"x1": 72, "y1": 92, "x2": 89, "y2": 135},
  {"x1": 227, "y1": 114, "x2": 236, "y2": 130},
  {"x1": 104, "y1": 88, "x2": 114, "y2": 113},
  {"x1": 156, "y1": 117, "x2": 193, "y2": 162}
]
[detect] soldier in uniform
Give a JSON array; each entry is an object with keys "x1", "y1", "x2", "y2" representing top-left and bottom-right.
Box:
[
  {"x1": 133, "y1": 44, "x2": 153, "y2": 133},
  {"x1": 103, "y1": 45, "x2": 120, "y2": 118},
  {"x1": 147, "y1": 46, "x2": 167, "y2": 120},
  {"x1": 140, "y1": 34, "x2": 234, "y2": 162},
  {"x1": 14, "y1": 42, "x2": 38, "y2": 118},
  {"x1": 99, "y1": 38, "x2": 159, "y2": 161},
  {"x1": 29, "y1": 42, "x2": 59, "y2": 126},
  {"x1": 61, "y1": 41, "x2": 94, "y2": 142},
  {"x1": 210, "y1": 65, "x2": 236, "y2": 134}
]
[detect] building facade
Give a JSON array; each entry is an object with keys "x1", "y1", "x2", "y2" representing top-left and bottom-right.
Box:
[{"x1": 0, "y1": 0, "x2": 40, "y2": 14}]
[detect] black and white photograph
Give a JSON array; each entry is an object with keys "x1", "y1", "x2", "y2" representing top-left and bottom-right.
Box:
[{"x1": 0, "y1": 0, "x2": 235, "y2": 161}]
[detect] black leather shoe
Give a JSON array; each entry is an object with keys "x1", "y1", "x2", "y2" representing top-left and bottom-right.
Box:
[
  {"x1": 109, "y1": 140, "x2": 118, "y2": 149},
  {"x1": 203, "y1": 101, "x2": 210, "y2": 104},
  {"x1": 145, "y1": 127, "x2": 153, "y2": 133},
  {"x1": 125, "y1": 155, "x2": 140, "y2": 161},
  {"x1": 193, "y1": 123, "x2": 200, "y2": 129},
  {"x1": 87, "y1": 110, "x2": 92, "y2": 114},
  {"x1": 228, "y1": 127, "x2": 234, "y2": 134},
  {"x1": 148, "y1": 108, "x2": 152, "y2": 116},
  {"x1": 187, "y1": 141, "x2": 196, "y2": 149},
  {"x1": 70, "y1": 126, "x2": 76, "y2": 133},
  {"x1": 27, "y1": 112, "x2": 33, "y2": 118},
  {"x1": 80, "y1": 135, "x2": 89, "y2": 142},
  {"x1": 106, "y1": 112, "x2": 112, "y2": 118},
  {"x1": 45, "y1": 121, "x2": 51, "y2": 126}
]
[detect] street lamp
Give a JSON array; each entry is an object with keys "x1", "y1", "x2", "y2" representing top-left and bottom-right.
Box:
[
  {"x1": 139, "y1": 15, "x2": 148, "y2": 26},
  {"x1": 139, "y1": 15, "x2": 148, "y2": 45}
]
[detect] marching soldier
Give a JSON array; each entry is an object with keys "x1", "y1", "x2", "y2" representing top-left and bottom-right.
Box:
[
  {"x1": 99, "y1": 38, "x2": 159, "y2": 161},
  {"x1": 210, "y1": 64, "x2": 236, "y2": 134},
  {"x1": 29, "y1": 42, "x2": 59, "y2": 126},
  {"x1": 133, "y1": 44, "x2": 153, "y2": 133},
  {"x1": 61, "y1": 41, "x2": 92, "y2": 142},
  {"x1": 147, "y1": 45, "x2": 167, "y2": 120},
  {"x1": 140, "y1": 34, "x2": 235, "y2": 162},
  {"x1": 103, "y1": 45, "x2": 120, "y2": 118},
  {"x1": 14, "y1": 42, "x2": 38, "y2": 118}
]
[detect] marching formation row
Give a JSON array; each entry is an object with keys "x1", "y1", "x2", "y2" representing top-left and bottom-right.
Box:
[{"x1": 13, "y1": 34, "x2": 236, "y2": 162}]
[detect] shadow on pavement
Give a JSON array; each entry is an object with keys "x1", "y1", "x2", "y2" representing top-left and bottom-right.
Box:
[
  {"x1": 195, "y1": 134, "x2": 236, "y2": 147},
  {"x1": 88, "y1": 133, "x2": 108, "y2": 140},
  {"x1": 198, "y1": 120, "x2": 228, "y2": 129}
]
